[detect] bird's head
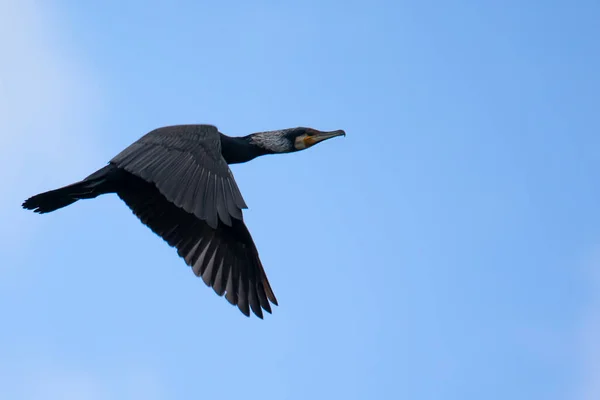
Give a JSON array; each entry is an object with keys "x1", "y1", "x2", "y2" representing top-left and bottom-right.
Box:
[{"x1": 248, "y1": 127, "x2": 346, "y2": 154}]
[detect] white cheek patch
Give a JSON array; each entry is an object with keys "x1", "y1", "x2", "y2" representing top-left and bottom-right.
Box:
[{"x1": 250, "y1": 131, "x2": 294, "y2": 152}]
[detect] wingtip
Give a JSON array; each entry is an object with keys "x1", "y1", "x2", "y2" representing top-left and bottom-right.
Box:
[
  {"x1": 22, "y1": 198, "x2": 33, "y2": 210},
  {"x1": 239, "y1": 305, "x2": 251, "y2": 318},
  {"x1": 21, "y1": 199, "x2": 43, "y2": 214}
]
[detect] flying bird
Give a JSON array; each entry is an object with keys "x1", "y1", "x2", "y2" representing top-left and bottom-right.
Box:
[{"x1": 22, "y1": 124, "x2": 345, "y2": 318}]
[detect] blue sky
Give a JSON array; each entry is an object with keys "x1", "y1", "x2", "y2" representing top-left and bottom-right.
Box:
[{"x1": 1, "y1": 0, "x2": 599, "y2": 399}]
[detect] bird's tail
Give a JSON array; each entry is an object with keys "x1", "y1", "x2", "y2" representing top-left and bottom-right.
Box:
[{"x1": 22, "y1": 165, "x2": 117, "y2": 214}]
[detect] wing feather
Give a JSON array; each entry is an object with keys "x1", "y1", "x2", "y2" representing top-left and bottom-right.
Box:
[
  {"x1": 216, "y1": 177, "x2": 232, "y2": 227},
  {"x1": 204, "y1": 173, "x2": 218, "y2": 229},
  {"x1": 117, "y1": 170, "x2": 277, "y2": 318},
  {"x1": 110, "y1": 125, "x2": 246, "y2": 227},
  {"x1": 225, "y1": 259, "x2": 239, "y2": 306},
  {"x1": 225, "y1": 179, "x2": 242, "y2": 220}
]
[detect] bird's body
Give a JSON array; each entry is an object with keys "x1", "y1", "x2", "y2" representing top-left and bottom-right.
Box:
[{"x1": 22, "y1": 124, "x2": 345, "y2": 318}]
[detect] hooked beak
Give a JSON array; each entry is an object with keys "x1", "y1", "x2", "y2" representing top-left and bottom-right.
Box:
[{"x1": 304, "y1": 129, "x2": 346, "y2": 147}]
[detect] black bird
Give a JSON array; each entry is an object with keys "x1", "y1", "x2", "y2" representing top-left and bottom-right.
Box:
[{"x1": 22, "y1": 124, "x2": 345, "y2": 318}]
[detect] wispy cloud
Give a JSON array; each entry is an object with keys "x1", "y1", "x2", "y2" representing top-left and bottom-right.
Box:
[
  {"x1": 0, "y1": 5, "x2": 168, "y2": 396},
  {"x1": 0, "y1": 1, "x2": 102, "y2": 260}
]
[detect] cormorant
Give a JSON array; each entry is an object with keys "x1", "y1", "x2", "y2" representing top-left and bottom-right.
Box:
[{"x1": 22, "y1": 124, "x2": 345, "y2": 318}]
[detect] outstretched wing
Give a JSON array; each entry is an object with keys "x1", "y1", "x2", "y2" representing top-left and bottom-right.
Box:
[
  {"x1": 117, "y1": 168, "x2": 278, "y2": 318},
  {"x1": 110, "y1": 124, "x2": 246, "y2": 229}
]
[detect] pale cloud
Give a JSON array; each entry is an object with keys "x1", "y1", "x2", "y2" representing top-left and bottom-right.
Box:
[
  {"x1": 0, "y1": 1, "x2": 103, "y2": 258},
  {"x1": 0, "y1": 4, "x2": 166, "y2": 399}
]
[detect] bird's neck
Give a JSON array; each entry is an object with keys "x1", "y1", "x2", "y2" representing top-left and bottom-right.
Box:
[{"x1": 219, "y1": 134, "x2": 274, "y2": 164}]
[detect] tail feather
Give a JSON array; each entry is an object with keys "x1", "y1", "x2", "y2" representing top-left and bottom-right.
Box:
[{"x1": 22, "y1": 165, "x2": 116, "y2": 214}]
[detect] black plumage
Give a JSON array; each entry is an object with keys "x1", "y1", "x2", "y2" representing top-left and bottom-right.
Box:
[{"x1": 22, "y1": 124, "x2": 345, "y2": 318}]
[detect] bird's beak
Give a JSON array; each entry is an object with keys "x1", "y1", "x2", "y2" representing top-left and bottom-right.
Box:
[{"x1": 304, "y1": 129, "x2": 346, "y2": 147}]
